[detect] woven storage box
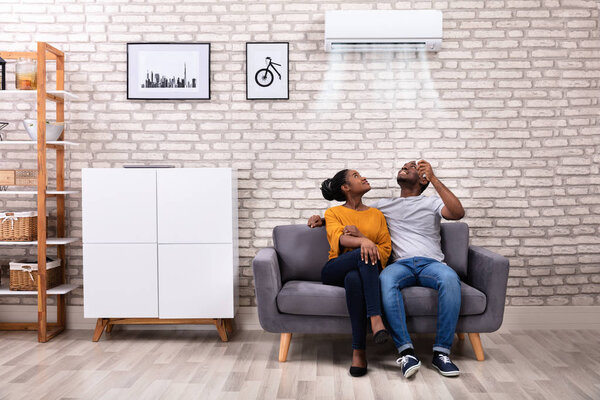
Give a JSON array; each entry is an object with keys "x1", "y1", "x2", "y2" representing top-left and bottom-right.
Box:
[
  {"x1": 0, "y1": 170, "x2": 40, "y2": 186},
  {"x1": 0, "y1": 211, "x2": 37, "y2": 241},
  {"x1": 9, "y1": 258, "x2": 61, "y2": 291},
  {"x1": 15, "y1": 170, "x2": 38, "y2": 185}
]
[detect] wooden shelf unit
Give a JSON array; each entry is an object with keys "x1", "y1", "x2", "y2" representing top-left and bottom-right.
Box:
[{"x1": 0, "y1": 42, "x2": 78, "y2": 342}]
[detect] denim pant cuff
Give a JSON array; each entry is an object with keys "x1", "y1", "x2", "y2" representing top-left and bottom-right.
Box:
[
  {"x1": 397, "y1": 343, "x2": 414, "y2": 353},
  {"x1": 433, "y1": 346, "x2": 450, "y2": 355}
]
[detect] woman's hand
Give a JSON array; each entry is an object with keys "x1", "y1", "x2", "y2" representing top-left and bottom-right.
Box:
[
  {"x1": 307, "y1": 215, "x2": 324, "y2": 228},
  {"x1": 343, "y1": 225, "x2": 365, "y2": 238},
  {"x1": 360, "y1": 238, "x2": 380, "y2": 266}
]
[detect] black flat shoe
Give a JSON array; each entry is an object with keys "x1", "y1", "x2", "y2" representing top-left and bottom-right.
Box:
[
  {"x1": 349, "y1": 365, "x2": 368, "y2": 377},
  {"x1": 373, "y1": 329, "x2": 390, "y2": 344}
]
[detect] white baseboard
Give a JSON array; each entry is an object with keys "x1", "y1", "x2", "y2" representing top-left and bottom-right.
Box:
[
  {"x1": 499, "y1": 306, "x2": 600, "y2": 330},
  {"x1": 0, "y1": 305, "x2": 598, "y2": 332}
]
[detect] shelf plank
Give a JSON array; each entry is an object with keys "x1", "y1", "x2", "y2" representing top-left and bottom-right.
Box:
[
  {"x1": 0, "y1": 190, "x2": 78, "y2": 195},
  {"x1": 0, "y1": 141, "x2": 78, "y2": 146},
  {"x1": 0, "y1": 90, "x2": 78, "y2": 100},
  {"x1": 0, "y1": 283, "x2": 78, "y2": 296},
  {"x1": 0, "y1": 51, "x2": 57, "y2": 61},
  {"x1": 49, "y1": 190, "x2": 78, "y2": 195},
  {"x1": 0, "y1": 238, "x2": 78, "y2": 246}
]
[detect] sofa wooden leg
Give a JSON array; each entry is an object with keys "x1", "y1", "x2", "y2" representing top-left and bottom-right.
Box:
[
  {"x1": 468, "y1": 333, "x2": 485, "y2": 361},
  {"x1": 457, "y1": 333, "x2": 465, "y2": 340},
  {"x1": 279, "y1": 333, "x2": 292, "y2": 362}
]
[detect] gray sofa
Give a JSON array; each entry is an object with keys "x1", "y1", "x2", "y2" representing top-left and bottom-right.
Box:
[{"x1": 253, "y1": 222, "x2": 509, "y2": 362}]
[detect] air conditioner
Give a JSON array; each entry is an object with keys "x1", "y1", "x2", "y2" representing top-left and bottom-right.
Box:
[{"x1": 324, "y1": 10, "x2": 443, "y2": 52}]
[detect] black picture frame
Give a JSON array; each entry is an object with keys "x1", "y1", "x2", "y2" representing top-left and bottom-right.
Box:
[
  {"x1": 127, "y1": 42, "x2": 211, "y2": 100},
  {"x1": 246, "y1": 42, "x2": 289, "y2": 100}
]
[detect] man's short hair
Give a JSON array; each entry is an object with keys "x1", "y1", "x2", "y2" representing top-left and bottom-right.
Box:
[{"x1": 420, "y1": 180, "x2": 430, "y2": 193}]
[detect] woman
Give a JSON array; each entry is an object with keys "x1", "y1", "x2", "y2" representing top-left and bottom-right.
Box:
[{"x1": 320, "y1": 169, "x2": 392, "y2": 377}]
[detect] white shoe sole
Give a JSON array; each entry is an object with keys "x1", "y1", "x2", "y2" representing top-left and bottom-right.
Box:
[
  {"x1": 433, "y1": 363, "x2": 460, "y2": 377},
  {"x1": 403, "y1": 361, "x2": 421, "y2": 378}
]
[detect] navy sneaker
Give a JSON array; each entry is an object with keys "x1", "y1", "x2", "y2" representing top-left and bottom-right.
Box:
[
  {"x1": 432, "y1": 353, "x2": 460, "y2": 377},
  {"x1": 396, "y1": 354, "x2": 421, "y2": 378}
]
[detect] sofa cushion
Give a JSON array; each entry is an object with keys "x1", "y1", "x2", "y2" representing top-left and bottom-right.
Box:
[
  {"x1": 401, "y1": 283, "x2": 486, "y2": 316},
  {"x1": 277, "y1": 280, "x2": 348, "y2": 317},
  {"x1": 277, "y1": 280, "x2": 486, "y2": 317},
  {"x1": 273, "y1": 225, "x2": 329, "y2": 283}
]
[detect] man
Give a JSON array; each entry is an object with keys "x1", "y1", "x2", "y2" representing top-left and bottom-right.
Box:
[{"x1": 308, "y1": 160, "x2": 465, "y2": 378}]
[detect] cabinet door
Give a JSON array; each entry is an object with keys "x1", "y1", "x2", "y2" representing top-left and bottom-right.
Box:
[
  {"x1": 82, "y1": 168, "x2": 157, "y2": 243},
  {"x1": 84, "y1": 244, "x2": 158, "y2": 318},
  {"x1": 157, "y1": 168, "x2": 232, "y2": 244},
  {"x1": 158, "y1": 244, "x2": 233, "y2": 318}
]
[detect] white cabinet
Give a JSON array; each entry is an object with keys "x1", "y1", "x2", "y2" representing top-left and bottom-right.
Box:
[
  {"x1": 158, "y1": 244, "x2": 234, "y2": 318},
  {"x1": 82, "y1": 169, "x2": 157, "y2": 244},
  {"x1": 157, "y1": 169, "x2": 233, "y2": 244},
  {"x1": 83, "y1": 168, "x2": 238, "y2": 324},
  {"x1": 84, "y1": 244, "x2": 158, "y2": 318}
]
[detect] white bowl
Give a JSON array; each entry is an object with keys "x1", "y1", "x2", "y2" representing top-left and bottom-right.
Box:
[{"x1": 22, "y1": 119, "x2": 64, "y2": 142}]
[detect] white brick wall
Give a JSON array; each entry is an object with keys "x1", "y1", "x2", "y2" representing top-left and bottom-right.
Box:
[{"x1": 0, "y1": 0, "x2": 599, "y2": 307}]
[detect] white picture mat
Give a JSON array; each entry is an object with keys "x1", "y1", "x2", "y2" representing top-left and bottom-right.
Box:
[
  {"x1": 128, "y1": 43, "x2": 210, "y2": 99},
  {"x1": 247, "y1": 43, "x2": 289, "y2": 99}
]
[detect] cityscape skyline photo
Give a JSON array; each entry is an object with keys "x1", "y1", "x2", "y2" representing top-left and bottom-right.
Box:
[{"x1": 142, "y1": 62, "x2": 197, "y2": 89}]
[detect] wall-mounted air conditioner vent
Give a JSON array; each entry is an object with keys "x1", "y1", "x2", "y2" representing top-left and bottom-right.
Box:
[{"x1": 325, "y1": 10, "x2": 443, "y2": 52}]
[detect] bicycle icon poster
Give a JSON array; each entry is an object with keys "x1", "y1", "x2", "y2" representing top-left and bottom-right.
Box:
[{"x1": 246, "y1": 42, "x2": 289, "y2": 100}]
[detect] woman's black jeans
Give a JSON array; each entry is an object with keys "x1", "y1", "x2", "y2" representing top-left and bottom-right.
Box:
[{"x1": 321, "y1": 248, "x2": 382, "y2": 350}]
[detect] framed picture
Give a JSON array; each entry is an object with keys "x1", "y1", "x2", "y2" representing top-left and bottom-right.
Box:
[
  {"x1": 246, "y1": 42, "x2": 289, "y2": 100},
  {"x1": 127, "y1": 43, "x2": 210, "y2": 100}
]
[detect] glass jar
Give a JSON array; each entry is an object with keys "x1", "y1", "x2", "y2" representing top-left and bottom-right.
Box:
[{"x1": 15, "y1": 58, "x2": 37, "y2": 90}]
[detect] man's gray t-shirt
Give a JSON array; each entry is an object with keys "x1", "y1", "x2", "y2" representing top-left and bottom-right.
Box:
[{"x1": 370, "y1": 195, "x2": 445, "y2": 263}]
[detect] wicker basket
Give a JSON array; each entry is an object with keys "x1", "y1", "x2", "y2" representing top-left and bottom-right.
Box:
[
  {"x1": 0, "y1": 170, "x2": 40, "y2": 186},
  {"x1": 15, "y1": 170, "x2": 38, "y2": 186},
  {"x1": 0, "y1": 211, "x2": 38, "y2": 241},
  {"x1": 9, "y1": 258, "x2": 61, "y2": 291}
]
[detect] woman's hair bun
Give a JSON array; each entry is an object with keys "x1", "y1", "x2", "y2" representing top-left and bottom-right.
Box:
[
  {"x1": 320, "y1": 169, "x2": 348, "y2": 202},
  {"x1": 320, "y1": 178, "x2": 335, "y2": 201}
]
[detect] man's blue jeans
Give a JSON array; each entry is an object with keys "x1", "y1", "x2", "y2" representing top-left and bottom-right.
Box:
[{"x1": 380, "y1": 257, "x2": 461, "y2": 355}]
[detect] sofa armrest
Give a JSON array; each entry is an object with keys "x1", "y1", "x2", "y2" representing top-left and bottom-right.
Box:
[
  {"x1": 467, "y1": 245, "x2": 509, "y2": 297},
  {"x1": 467, "y1": 245, "x2": 509, "y2": 330},
  {"x1": 252, "y1": 247, "x2": 284, "y2": 332}
]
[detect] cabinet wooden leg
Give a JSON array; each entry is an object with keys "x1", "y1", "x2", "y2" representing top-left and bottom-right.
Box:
[
  {"x1": 106, "y1": 323, "x2": 113, "y2": 334},
  {"x1": 279, "y1": 333, "x2": 292, "y2": 362},
  {"x1": 224, "y1": 318, "x2": 234, "y2": 335},
  {"x1": 468, "y1": 332, "x2": 485, "y2": 361},
  {"x1": 216, "y1": 319, "x2": 229, "y2": 342},
  {"x1": 92, "y1": 318, "x2": 108, "y2": 342},
  {"x1": 457, "y1": 333, "x2": 465, "y2": 340}
]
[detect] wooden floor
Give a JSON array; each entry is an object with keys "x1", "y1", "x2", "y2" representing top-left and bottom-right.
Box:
[{"x1": 0, "y1": 328, "x2": 599, "y2": 400}]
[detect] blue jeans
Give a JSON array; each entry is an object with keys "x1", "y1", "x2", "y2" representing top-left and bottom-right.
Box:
[
  {"x1": 380, "y1": 257, "x2": 461, "y2": 355},
  {"x1": 322, "y1": 248, "x2": 382, "y2": 350}
]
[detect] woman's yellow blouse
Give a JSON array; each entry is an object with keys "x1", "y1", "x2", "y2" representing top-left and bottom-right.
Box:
[{"x1": 324, "y1": 205, "x2": 392, "y2": 267}]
